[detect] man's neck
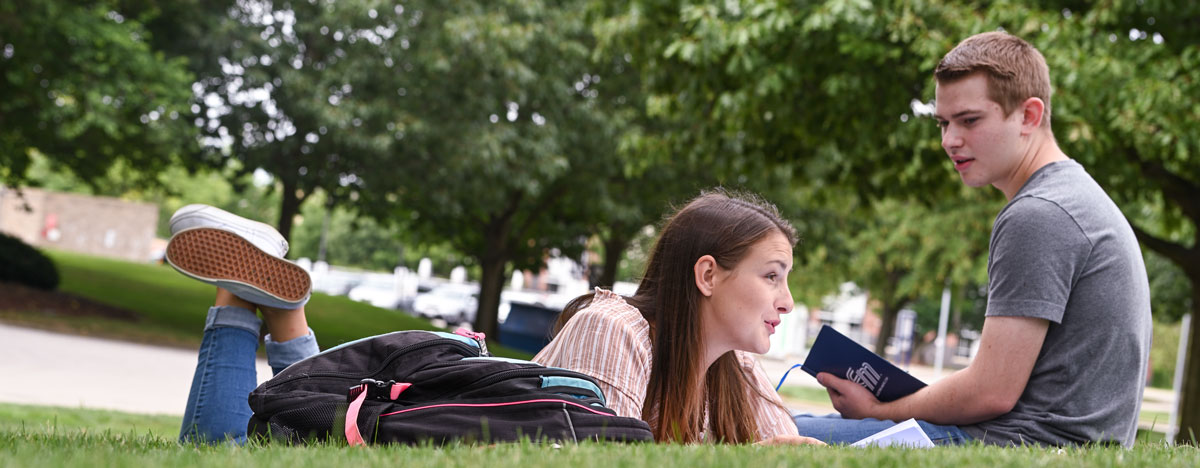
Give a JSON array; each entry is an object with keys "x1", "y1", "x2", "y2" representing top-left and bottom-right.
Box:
[{"x1": 996, "y1": 129, "x2": 1068, "y2": 200}]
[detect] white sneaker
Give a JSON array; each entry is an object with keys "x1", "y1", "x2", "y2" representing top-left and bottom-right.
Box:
[
  {"x1": 170, "y1": 204, "x2": 289, "y2": 257},
  {"x1": 165, "y1": 205, "x2": 311, "y2": 309}
]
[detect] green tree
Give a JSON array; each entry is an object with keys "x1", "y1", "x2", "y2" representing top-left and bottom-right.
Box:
[
  {"x1": 578, "y1": 44, "x2": 722, "y2": 288},
  {"x1": 180, "y1": 0, "x2": 407, "y2": 243},
  {"x1": 0, "y1": 0, "x2": 200, "y2": 188},
  {"x1": 348, "y1": 0, "x2": 615, "y2": 337}
]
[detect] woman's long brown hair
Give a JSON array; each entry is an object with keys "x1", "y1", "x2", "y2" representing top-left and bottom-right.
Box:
[{"x1": 554, "y1": 189, "x2": 797, "y2": 443}]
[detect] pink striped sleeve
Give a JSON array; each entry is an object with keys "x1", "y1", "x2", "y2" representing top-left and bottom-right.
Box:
[
  {"x1": 533, "y1": 291, "x2": 652, "y2": 420},
  {"x1": 737, "y1": 351, "x2": 800, "y2": 439}
]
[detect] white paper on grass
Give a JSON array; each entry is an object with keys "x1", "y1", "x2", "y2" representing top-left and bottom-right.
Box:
[{"x1": 850, "y1": 418, "x2": 935, "y2": 448}]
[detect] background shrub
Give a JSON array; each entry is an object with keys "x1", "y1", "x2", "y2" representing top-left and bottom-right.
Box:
[{"x1": 0, "y1": 232, "x2": 59, "y2": 290}]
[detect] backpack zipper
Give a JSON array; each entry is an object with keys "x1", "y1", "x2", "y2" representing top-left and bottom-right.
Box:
[
  {"x1": 428, "y1": 366, "x2": 603, "y2": 401},
  {"x1": 263, "y1": 337, "x2": 479, "y2": 389},
  {"x1": 379, "y1": 398, "x2": 614, "y2": 418},
  {"x1": 453, "y1": 328, "x2": 490, "y2": 356}
]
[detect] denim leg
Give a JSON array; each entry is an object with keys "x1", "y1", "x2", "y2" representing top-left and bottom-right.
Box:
[
  {"x1": 264, "y1": 330, "x2": 320, "y2": 375},
  {"x1": 179, "y1": 306, "x2": 261, "y2": 445},
  {"x1": 916, "y1": 419, "x2": 972, "y2": 445},
  {"x1": 793, "y1": 413, "x2": 972, "y2": 446}
]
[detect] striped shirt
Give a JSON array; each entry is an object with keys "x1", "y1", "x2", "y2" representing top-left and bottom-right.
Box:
[{"x1": 533, "y1": 288, "x2": 799, "y2": 441}]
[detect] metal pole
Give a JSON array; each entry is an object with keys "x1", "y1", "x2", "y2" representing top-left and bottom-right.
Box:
[
  {"x1": 1168, "y1": 313, "x2": 1192, "y2": 445},
  {"x1": 317, "y1": 197, "x2": 332, "y2": 263},
  {"x1": 934, "y1": 284, "x2": 951, "y2": 379}
]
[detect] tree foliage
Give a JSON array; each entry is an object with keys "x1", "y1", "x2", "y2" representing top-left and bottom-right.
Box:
[
  {"x1": 332, "y1": 0, "x2": 624, "y2": 337},
  {"x1": 180, "y1": 0, "x2": 407, "y2": 242},
  {"x1": 0, "y1": 0, "x2": 200, "y2": 188}
]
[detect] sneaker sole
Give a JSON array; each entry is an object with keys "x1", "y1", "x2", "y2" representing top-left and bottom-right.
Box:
[{"x1": 166, "y1": 228, "x2": 311, "y2": 304}]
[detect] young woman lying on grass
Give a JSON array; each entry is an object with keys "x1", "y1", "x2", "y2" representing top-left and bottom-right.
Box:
[
  {"x1": 164, "y1": 190, "x2": 819, "y2": 445},
  {"x1": 535, "y1": 190, "x2": 821, "y2": 445}
]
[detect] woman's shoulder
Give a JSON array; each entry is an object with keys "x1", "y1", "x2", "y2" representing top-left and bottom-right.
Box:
[
  {"x1": 554, "y1": 288, "x2": 651, "y2": 354},
  {"x1": 572, "y1": 288, "x2": 647, "y2": 329}
]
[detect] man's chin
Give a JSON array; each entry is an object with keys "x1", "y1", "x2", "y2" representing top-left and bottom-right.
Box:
[{"x1": 959, "y1": 176, "x2": 990, "y2": 188}]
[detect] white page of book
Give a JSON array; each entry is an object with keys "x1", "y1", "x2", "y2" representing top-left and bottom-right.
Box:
[{"x1": 850, "y1": 418, "x2": 935, "y2": 448}]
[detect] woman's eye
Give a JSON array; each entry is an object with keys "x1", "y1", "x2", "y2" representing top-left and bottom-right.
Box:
[{"x1": 766, "y1": 273, "x2": 778, "y2": 281}]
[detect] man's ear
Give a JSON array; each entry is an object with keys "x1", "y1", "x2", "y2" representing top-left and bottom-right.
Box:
[
  {"x1": 694, "y1": 255, "x2": 717, "y2": 297},
  {"x1": 1020, "y1": 97, "x2": 1045, "y2": 134}
]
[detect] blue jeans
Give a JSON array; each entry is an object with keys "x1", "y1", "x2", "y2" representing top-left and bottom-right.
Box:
[
  {"x1": 179, "y1": 306, "x2": 319, "y2": 445},
  {"x1": 793, "y1": 413, "x2": 972, "y2": 446}
]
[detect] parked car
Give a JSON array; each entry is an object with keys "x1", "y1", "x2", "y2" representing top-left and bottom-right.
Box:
[
  {"x1": 347, "y1": 273, "x2": 403, "y2": 309},
  {"x1": 313, "y1": 269, "x2": 362, "y2": 296},
  {"x1": 412, "y1": 284, "x2": 478, "y2": 324}
]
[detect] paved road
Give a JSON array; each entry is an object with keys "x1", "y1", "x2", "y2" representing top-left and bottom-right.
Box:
[
  {"x1": 0, "y1": 323, "x2": 271, "y2": 415},
  {"x1": 0, "y1": 322, "x2": 1176, "y2": 427}
]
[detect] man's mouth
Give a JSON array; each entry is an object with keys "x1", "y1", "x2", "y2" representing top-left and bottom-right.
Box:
[{"x1": 951, "y1": 156, "x2": 975, "y2": 171}]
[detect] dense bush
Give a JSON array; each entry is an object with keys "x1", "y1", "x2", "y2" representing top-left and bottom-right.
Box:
[{"x1": 0, "y1": 232, "x2": 59, "y2": 290}]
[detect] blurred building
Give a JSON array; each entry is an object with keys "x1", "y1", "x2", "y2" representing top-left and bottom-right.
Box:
[{"x1": 0, "y1": 186, "x2": 158, "y2": 262}]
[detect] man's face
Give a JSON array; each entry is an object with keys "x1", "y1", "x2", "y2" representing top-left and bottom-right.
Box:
[{"x1": 934, "y1": 73, "x2": 1026, "y2": 191}]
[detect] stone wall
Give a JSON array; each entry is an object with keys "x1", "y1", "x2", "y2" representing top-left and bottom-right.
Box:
[{"x1": 0, "y1": 187, "x2": 159, "y2": 262}]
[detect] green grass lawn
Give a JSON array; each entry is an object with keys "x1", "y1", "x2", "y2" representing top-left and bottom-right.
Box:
[
  {"x1": 2, "y1": 403, "x2": 1198, "y2": 468},
  {"x1": 7, "y1": 250, "x2": 530, "y2": 358},
  {"x1": 778, "y1": 385, "x2": 835, "y2": 405}
]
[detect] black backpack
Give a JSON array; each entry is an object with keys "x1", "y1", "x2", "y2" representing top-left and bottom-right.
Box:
[{"x1": 247, "y1": 328, "x2": 654, "y2": 445}]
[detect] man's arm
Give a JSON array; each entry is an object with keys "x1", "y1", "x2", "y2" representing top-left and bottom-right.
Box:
[{"x1": 817, "y1": 316, "x2": 1049, "y2": 426}]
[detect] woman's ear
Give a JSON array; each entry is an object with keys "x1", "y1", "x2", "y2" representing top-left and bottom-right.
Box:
[{"x1": 694, "y1": 255, "x2": 717, "y2": 297}]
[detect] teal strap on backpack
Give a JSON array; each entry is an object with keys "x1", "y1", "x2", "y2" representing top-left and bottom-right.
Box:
[{"x1": 541, "y1": 376, "x2": 605, "y2": 406}]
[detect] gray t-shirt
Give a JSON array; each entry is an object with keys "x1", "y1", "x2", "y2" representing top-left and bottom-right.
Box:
[{"x1": 961, "y1": 160, "x2": 1151, "y2": 447}]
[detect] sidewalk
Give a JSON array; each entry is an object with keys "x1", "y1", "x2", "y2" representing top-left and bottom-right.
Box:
[{"x1": 0, "y1": 323, "x2": 272, "y2": 416}]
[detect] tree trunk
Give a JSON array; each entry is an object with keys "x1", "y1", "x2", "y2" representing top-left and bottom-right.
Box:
[
  {"x1": 474, "y1": 254, "x2": 507, "y2": 339},
  {"x1": 596, "y1": 230, "x2": 631, "y2": 289},
  {"x1": 277, "y1": 175, "x2": 301, "y2": 247},
  {"x1": 874, "y1": 301, "x2": 903, "y2": 356},
  {"x1": 1175, "y1": 276, "x2": 1200, "y2": 444}
]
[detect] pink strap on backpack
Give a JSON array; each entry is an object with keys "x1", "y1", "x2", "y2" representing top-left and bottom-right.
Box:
[{"x1": 346, "y1": 381, "x2": 412, "y2": 446}]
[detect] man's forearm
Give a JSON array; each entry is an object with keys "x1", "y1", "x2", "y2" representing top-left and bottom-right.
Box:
[{"x1": 874, "y1": 366, "x2": 1013, "y2": 426}]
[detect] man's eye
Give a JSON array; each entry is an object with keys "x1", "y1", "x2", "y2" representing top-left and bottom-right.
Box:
[
  {"x1": 937, "y1": 120, "x2": 948, "y2": 128},
  {"x1": 964, "y1": 117, "x2": 979, "y2": 125}
]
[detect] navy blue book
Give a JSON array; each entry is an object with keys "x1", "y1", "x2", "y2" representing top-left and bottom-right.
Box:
[{"x1": 801, "y1": 325, "x2": 927, "y2": 402}]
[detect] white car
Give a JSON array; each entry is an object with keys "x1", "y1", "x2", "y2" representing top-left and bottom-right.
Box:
[
  {"x1": 412, "y1": 284, "x2": 478, "y2": 324},
  {"x1": 347, "y1": 274, "x2": 403, "y2": 309}
]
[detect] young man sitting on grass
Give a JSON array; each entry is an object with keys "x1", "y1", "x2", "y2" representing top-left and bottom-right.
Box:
[{"x1": 795, "y1": 31, "x2": 1152, "y2": 447}]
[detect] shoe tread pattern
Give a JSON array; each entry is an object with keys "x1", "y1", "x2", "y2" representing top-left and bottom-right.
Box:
[{"x1": 167, "y1": 228, "x2": 310, "y2": 302}]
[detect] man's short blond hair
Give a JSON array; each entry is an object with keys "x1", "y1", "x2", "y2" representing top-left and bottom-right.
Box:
[{"x1": 935, "y1": 31, "x2": 1053, "y2": 128}]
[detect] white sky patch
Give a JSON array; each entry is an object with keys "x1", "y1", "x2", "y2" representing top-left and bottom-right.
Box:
[
  {"x1": 910, "y1": 99, "x2": 935, "y2": 117},
  {"x1": 252, "y1": 168, "x2": 274, "y2": 186},
  {"x1": 506, "y1": 101, "x2": 519, "y2": 122}
]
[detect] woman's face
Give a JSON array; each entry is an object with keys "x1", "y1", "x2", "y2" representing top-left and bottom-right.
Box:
[{"x1": 703, "y1": 230, "x2": 795, "y2": 356}]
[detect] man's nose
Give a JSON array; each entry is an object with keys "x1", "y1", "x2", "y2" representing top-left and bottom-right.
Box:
[{"x1": 942, "y1": 126, "x2": 963, "y2": 150}]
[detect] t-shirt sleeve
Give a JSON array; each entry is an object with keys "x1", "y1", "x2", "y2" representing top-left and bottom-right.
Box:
[
  {"x1": 737, "y1": 352, "x2": 800, "y2": 439},
  {"x1": 986, "y1": 197, "x2": 1092, "y2": 323},
  {"x1": 532, "y1": 304, "x2": 651, "y2": 420}
]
